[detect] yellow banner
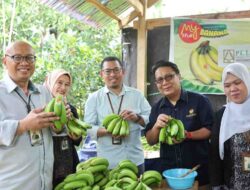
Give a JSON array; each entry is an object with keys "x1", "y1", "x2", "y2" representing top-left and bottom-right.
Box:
[{"x1": 170, "y1": 17, "x2": 250, "y2": 94}]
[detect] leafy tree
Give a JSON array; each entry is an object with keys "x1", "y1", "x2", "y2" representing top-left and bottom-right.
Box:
[{"x1": 0, "y1": 0, "x2": 121, "y2": 118}]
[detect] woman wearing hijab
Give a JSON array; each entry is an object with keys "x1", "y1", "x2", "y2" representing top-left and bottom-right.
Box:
[
  {"x1": 44, "y1": 69, "x2": 82, "y2": 188},
  {"x1": 210, "y1": 63, "x2": 250, "y2": 190}
]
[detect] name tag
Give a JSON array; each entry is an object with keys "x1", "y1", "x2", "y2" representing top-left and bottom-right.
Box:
[
  {"x1": 61, "y1": 138, "x2": 69, "y2": 150},
  {"x1": 242, "y1": 152, "x2": 250, "y2": 172},
  {"x1": 112, "y1": 137, "x2": 122, "y2": 145},
  {"x1": 29, "y1": 130, "x2": 43, "y2": 146}
]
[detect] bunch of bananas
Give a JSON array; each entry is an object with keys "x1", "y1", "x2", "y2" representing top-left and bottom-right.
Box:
[
  {"x1": 77, "y1": 157, "x2": 110, "y2": 189},
  {"x1": 141, "y1": 136, "x2": 160, "y2": 151},
  {"x1": 56, "y1": 157, "x2": 163, "y2": 190},
  {"x1": 109, "y1": 160, "x2": 138, "y2": 182},
  {"x1": 141, "y1": 170, "x2": 162, "y2": 187},
  {"x1": 45, "y1": 95, "x2": 67, "y2": 131},
  {"x1": 54, "y1": 170, "x2": 95, "y2": 190},
  {"x1": 159, "y1": 118, "x2": 185, "y2": 145},
  {"x1": 190, "y1": 40, "x2": 223, "y2": 85},
  {"x1": 102, "y1": 114, "x2": 129, "y2": 136},
  {"x1": 67, "y1": 117, "x2": 92, "y2": 138},
  {"x1": 45, "y1": 95, "x2": 91, "y2": 137},
  {"x1": 107, "y1": 160, "x2": 162, "y2": 190}
]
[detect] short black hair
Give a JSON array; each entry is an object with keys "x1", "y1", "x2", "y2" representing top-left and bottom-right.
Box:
[
  {"x1": 152, "y1": 60, "x2": 180, "y2": 75},
  {"x1": 100, "y1": 56, "x2": 123, "y2": 69}
]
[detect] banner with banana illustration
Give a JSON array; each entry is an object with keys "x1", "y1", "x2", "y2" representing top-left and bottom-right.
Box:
[{"x1": 170, "y1": 17, "x2": 250, "y2": 94}]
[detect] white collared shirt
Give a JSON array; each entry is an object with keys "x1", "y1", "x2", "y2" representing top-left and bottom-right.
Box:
[
  {"x1": 84, "y1": 85, "x2": 151, "y2": 169},
  {"x1": 0, "y1": 74, "x2": 54, "y2": 190}
]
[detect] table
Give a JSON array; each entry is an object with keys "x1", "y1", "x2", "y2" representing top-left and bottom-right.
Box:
[{"x1": 152, "y1": 180, "x2": 198, "y2": 190}]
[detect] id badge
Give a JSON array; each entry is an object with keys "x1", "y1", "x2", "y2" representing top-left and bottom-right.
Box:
[
  {"x1": 112, "y1": 137, "x2": 122, "y2": 145},
  {"x1": 61, "y1": 138, "x2": 69, "y2": 150},
  {"x1": 242, "y1": 152, "x2": 250, "y2": 172},
  {"x1": 29, "y1": 130, "x2": 43, "y2": 146}
]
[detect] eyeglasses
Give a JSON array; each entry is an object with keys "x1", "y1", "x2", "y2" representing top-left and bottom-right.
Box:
[
  {"x1": 155, "y1": 73, "x2": 176, "y2": 84},
  {"x1": 102, "y1": 67, "x2": 122, "y2": 75},
  {"x1": 5, "y1": 54, "x2": 36, "y2": 64}
]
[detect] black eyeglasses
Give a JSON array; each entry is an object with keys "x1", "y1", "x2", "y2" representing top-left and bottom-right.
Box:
[
  {"x1": 5, "y1": 54, "x2": 36, "y2": 64},
  {"x1": 102, "y1": 67, "x2": 122, "y2": 75},
  {"x1": 155, "y1": 73, "x2": 176, "y2": 84}
]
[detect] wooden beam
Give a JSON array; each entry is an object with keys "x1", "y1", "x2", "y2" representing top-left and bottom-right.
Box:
[
  {"x1": 136, "y1": 0, "x2": 147, "y2": 95},
  {"x1": 85, "y1": 0, "x2": 121, "y2": 22},
  {"x1": 147, "y1": 0, "x2": 159, "y2": 8},
  {"x1": 146, "y1": 18, "x2": 171, "y2": 30},
  {"x1": 134, "y1": 10, "x2": 250, "y2": 29},
  {"x1": 120, "y1": 10, "x2": 140, "y2": 28},
  {"x1": 127, "y1": 0, "x2": 143, "y2": 16}
]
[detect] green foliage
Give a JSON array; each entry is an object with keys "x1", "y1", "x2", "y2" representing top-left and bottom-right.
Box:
[{"x1": 0, "y1": 0, "x2": 121, "y2": 118}]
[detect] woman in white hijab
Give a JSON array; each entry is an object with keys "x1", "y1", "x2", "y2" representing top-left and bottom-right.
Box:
[
  {"x1": 210, "y1": 63, "x2": 250, "y2": 190},
  {"x1": 44, "y1": 69, "x2": 82, "y2": 188}
]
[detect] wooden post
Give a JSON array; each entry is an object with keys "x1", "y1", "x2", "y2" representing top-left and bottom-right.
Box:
[{"x1": 136, "y1": 0, "x2": 147, "y2": 95}]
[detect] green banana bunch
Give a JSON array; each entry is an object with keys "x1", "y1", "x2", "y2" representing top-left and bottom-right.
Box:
[
  {"x1": 102, "y1": 114, "x2": 130, "y2": 136},
  {"x1": 108, "y1": 166, "x2": 120, "y2": 180},
  {"x1": 57, "y1": 156, "x2": 162, "y2": 190},
  {"x1": 45, "y1": 95, "x2": 92, "y2": 136},
  {"x1": 190, "y1": 40, "x2": 223, "y2": 85},
  {"x1": 112, "y1": 177, "x2": 137, "y2": 189},
  {"x1": 118, "y1": 160, "x2": 139, "y2": 175},
  {"x1": 141, "y1": 136, "x2": 160, "y2": 151},
  {"x1": 76, "y1": 157, "x2": 109, "y2": 173},
  {"x1": 56, "y1": 157, "x2": 110, "y2": 189},
  {"x1": 45, "y1": 95, "x2": 67, "y2": 131},
  {"x1": 77, "y1": 157, "x2": 109, "y2": 188},
  {"x1": 159, "y1": 118, "x2": 185, "y2": 145},
  {"x1": 54, "y1": 170, "x2": 94, "y2": 190},
  {"x1": 108, "y1": 159, "x2": 138, "y2": 182},
  {"x1": 141, "y1": 170, "x2": 162, "y2": 187},
  {"x1": 67, "y1": 117, "x2": 92, "y2": 138}
]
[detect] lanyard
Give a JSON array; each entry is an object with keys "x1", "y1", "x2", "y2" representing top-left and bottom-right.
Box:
[
  {"x1": 107, "y1": 93, "x2": 124, "y2": 114},
  {"x1": 15, "y1": 89, "x2": 31, "y2": 113},
  {"x1": 15, "y1": 89, "x2": 43, "y2": 146},
  {"x1": 107, "y1": 93, "x2": 124, "y2": 145}
]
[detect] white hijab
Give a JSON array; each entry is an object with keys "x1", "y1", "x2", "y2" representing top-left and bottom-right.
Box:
[
  {"x1": 219, "y1": 62, "x2": 250, "y2": 159},
  {"x1": 43, "y1": 69, "x2": 72, "y2": 97}
]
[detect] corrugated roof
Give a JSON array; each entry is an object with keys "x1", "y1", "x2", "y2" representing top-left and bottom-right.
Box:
[{"x1": 39, "y1": 0, "x2": 135, "y2": 28}]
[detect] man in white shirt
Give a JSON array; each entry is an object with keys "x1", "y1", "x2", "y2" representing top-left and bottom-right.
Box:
[
  {"x1": 0, "y1": 41, "x2": 59, "y2": 190},
  {"x1": 84, "y1": 56, "x2": 151, "y2": 174}
]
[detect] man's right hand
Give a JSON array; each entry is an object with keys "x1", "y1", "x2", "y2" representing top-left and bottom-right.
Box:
[
  {"x1": 17, "y1": 108, "x2": 59, "y2": 135},
  {"x1": 153, "y1": 114, "x2": 171, "y2": 130}
]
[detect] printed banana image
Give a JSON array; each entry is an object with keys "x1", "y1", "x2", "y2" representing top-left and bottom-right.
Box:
[
  {"x1": 159, "y1": 118, "x2": 185, "y2": 145},
  {"x1": 102, "y1": 114, "x2": 130, "y2": 137},
  {"x1": 45, "y1": 95, "x2": 91, "y2": 136},
  {"x1": 189, "y1": 40, "x2": 223, "y2": 84}
]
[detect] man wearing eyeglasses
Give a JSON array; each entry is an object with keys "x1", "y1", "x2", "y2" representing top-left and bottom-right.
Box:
[
  {"x1": 0, "y1": 41, "x2": 59, "y2": 190},
  {"x1": 145, "y1": 60, "x2": 213, "y2": 189},
  {"x1": 84, "y1": 56, "x2": 151, "y2": 174}
]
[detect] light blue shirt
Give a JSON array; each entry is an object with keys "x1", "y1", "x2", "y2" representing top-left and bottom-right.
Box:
[
  {"x1": 0, "y1": 74, "x2": 54, "y2": 190},
  {"x1": 84, "y1": 85, "x2": 151, "y2": 169}
]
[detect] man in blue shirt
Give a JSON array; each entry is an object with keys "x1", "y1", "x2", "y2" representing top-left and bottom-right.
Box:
[
  {"x1": 84, "y1": 56, "x2": 151, "y2": 174},
  {"x1": 145, "y1": 60, "x2": 213, "y2": 188}
]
